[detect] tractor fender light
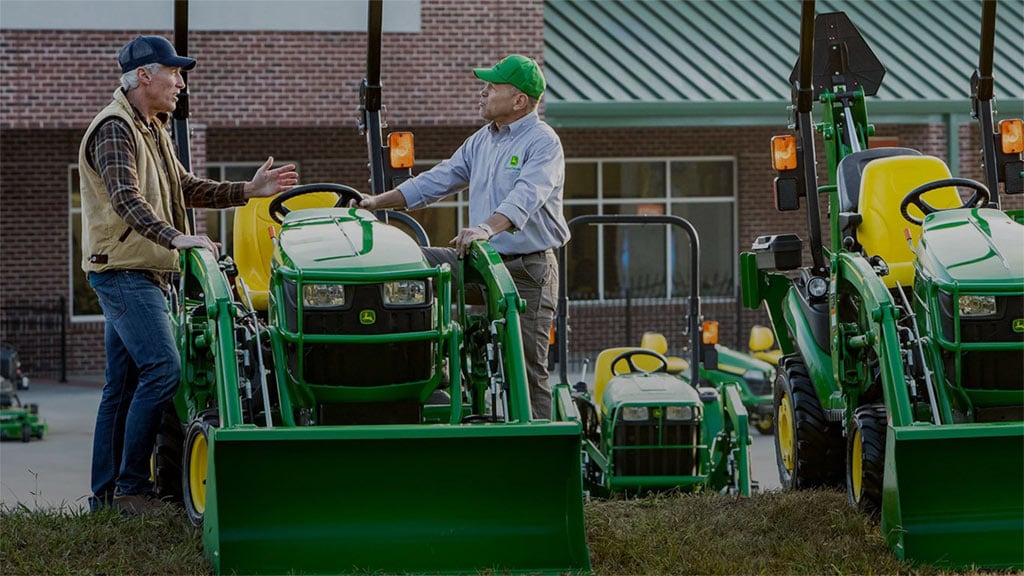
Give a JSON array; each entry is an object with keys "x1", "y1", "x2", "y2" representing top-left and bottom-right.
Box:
[
  {"x1": 999, "y1": 119, "x2": 1023, "y2": 154},
  {"x1": 771, "y1": 135, "x2": 798, "y2": 171},
  {"x1": 702, "y1": 321, "x2": 719, "y2": 345},
  {"x1": 389, "y1": 132, "x2": 415, "y2": 168}
]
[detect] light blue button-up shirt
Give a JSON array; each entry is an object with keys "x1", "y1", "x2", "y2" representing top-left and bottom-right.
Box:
[{"x1": 398, "y1": 112, "x2": 570, "y2": 256}]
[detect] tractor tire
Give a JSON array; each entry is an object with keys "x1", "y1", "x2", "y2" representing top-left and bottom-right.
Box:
[
  {"x1": 774, "y1": 356, "x2": 844, "y2": 489},
  {"x1": 21, "y1": 423, "x2": 30, "y2": 442},
  {"x1": 151, "y1": 402, "x2": 185, "y2": 504},
  {"x1": 183, "y1": 410, "x2": 219, "y2": 528},
  {"x1": 847, "y1": 403, "x2": 886, "y2": 513}
]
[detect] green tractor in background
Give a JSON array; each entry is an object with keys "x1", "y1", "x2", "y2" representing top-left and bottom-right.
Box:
[
  {"x1": 150, "y1": 2, "x2": 590, "y2": 574},
  {"x1": 0, "y1": 379, "x2": 46, "y2": 442},
  {"x1": 741, "y1": 0, "x2": 1023, "y2": 568},
  {"x1": 638, "y1": 328, "x2": 776, "y2": 435},
  {"x1": 557, "y1": 214, "x2": 752, "y2": 497}
]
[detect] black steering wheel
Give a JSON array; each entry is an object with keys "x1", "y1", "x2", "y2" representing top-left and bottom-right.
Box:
[
  {"x1": 899, "y1": 178, "x2": 990, "y2": 226},
  {"x1": 610, "y1": 349, "x2": 669, "y2": 376},
  {"x1": 267, "y1": 183, "x2": 364, "y2": 224}
]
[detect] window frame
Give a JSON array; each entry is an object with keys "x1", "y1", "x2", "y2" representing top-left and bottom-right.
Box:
[
  {"x1": 68, "y1": 164, "x2": 104, "y2": 322},
  {"x1": 563, "y1": 156, "x2": 738, "y2": 302}
]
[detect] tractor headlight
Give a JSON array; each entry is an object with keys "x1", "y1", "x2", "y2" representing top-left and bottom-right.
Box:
[
  {"x1": 620, "y1": 406, "x2": 650, "y2": 421},
  {"x1": 302, "y1": 284, "x2": 346, "y2": 308},
  {"x1": 383, "y1": 280, "x2": 426, "y2": 305},
  {"x1": 959, "y1": 295, "x2": 996, "y2": 317},
  {"x1": 665, "y1": 405, "x2": 694, "y2": 421}
]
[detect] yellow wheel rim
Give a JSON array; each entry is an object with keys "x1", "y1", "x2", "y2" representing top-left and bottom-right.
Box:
[
  {"x1": 851, "y1": 427, "x2": 863, "y2": 502},
  {"x1": 188, "y1": 430, "x2": 208, "y2": 515},
  {"x1": 778, "y1": 393, "x2": 795, "y2": 473}
]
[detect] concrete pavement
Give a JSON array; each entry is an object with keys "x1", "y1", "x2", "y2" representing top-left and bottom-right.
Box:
[{"x1": 0, "y1": 377, "x2": 102, "y2": 511}]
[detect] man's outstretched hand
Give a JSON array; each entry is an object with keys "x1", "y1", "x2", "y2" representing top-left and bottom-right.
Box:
[{"x1": 245, "y1": 156, "x2": 298, "y2": 199}]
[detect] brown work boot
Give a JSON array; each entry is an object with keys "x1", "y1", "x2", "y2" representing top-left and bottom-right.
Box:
[{"x1": 113, "y1": 492, "x2": 172, "y2": 516}]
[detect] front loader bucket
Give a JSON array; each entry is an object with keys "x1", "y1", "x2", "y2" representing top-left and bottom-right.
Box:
[
  {"x1": 882, "y1": 423, "x2": 1024, "y2": 569},
  {"x1": 203, "y1": 423, "x2": 591, "y2": 575}
]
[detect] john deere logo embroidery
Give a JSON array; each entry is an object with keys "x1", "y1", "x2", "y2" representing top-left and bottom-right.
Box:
[
  {"x1": 359, "y1": 310, "x2": 376, "y2": 325},
  {"x1": 1013, "y1": 318, "x2": 1024, "y2": 333},
  {"x1": 509, "y1": 155, "x2": 520, "y2": 167}
]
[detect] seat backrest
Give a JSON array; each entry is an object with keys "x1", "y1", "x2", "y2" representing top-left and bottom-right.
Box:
[
  {"x1": 640, "y1": 332, "x2": 668, "y2": 355},
  {"x1": 748, "y1": 325, "x2": 775, "y2": 352},
  {"x1": 836, "y1": 147, "x2": 922, "y2": 213},
  {"x1": 638, "y1": 332, "x2": 689, "y2": 374},
  {"x1": 592, "y1": 346, "x2": 671, "y2": 416},
  {"x1": 857, "y1": 156, "x2": 960, "y2": 288},
  {"x1": 232, "y1": 193, "x2": 338, "y2": 310}
]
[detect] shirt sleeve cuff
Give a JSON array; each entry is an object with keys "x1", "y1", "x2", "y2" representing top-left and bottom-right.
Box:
[
  {"x1": 397, "y1": 181, "x2": 424, "y2": 210},
  {"x1": 159, "y1": 228, "x2": 182, "y2": 250}
]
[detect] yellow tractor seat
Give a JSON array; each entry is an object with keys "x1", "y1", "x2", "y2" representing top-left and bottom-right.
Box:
[
  {"x1": 748, "y1": 325, "x2": 782, "y2": 365},
  {"x1": 857, "y1": 156, "x2": 961, "y2": 289},
  {"x1": 232, "y1": 192, "x2": 339, "y2": 310},
  {"x1": 639, "y1": 332, "x2": 689, "y2": 374}
]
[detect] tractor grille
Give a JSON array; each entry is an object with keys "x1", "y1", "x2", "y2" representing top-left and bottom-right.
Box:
[
  {"x1": 284, "y1": 282, "x2": 434, "y2": 386},
  {"x1": 945, "y1": 349, "x2": 1023, "y2": 392},
  {"x1": 612, "y1": 418, "x2": 698, "y2": 477}
]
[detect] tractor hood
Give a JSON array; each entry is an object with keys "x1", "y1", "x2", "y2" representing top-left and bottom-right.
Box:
[
  {"x1": 601, "y1": 372, "x2": 700, "y2": 415},
  {"x1": 917, "y1": 208, "x2": 1024, "y2": 288},
  {"x1": 275, "y1": 208, "x2": 428, "y2": 274}
]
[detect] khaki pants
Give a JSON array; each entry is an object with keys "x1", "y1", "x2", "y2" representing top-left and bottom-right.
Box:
[{"x1": 423, "y1": 247, "x2": 558, "y2": 419}]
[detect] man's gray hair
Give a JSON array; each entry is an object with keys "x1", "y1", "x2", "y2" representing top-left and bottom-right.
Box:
[{"x1": 120, "y1": 63, "x2": 162, "y2": 91}]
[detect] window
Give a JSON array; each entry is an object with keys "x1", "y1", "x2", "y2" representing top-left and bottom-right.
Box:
[
  {"x1": 205, "y1": 164, "x2": 258, "y2": 257},
  {"x1": 69, "y1": 166, "x2": 102, "y2": 320},
  {"x1": 563, "y1": 158, "x2": 736, "y2": 301}
]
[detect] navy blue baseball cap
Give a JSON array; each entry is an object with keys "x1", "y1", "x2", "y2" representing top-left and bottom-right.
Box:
[{"x1": 118, "y1": 36, "x2": 196, "y2": 73}]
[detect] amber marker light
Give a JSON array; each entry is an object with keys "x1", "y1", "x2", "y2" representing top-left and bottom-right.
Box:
[
  {"x1": 999, "y1": 119, "x2": 1023, "y2": 154},
  {"x1": 389, "y1": 132, "x2": 415, "y2": 168},
  {"x1": 771, "y1": 135, "x2": 797, "y2": 171},
  {"x1": 702, "y1": 321, "x2": 719, "y2": 346}
]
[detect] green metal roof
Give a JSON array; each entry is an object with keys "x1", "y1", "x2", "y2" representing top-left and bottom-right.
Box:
[{"x1": 543, "y1": 0, "x2": 1024, "y2": 127}]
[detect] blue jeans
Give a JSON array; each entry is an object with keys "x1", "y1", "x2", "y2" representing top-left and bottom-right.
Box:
[{"x1": 88, "y1": 270, "x2": 179, "y2": 510}]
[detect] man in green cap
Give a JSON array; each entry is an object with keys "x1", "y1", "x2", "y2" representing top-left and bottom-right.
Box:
[{"x1": 357, "y1": 54, "x2": 569, "y2": 420}]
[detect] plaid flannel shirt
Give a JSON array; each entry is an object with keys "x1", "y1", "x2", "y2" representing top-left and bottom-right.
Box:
[{"x1": 86, "y1": 114, "x2": 245, "y2": 250}]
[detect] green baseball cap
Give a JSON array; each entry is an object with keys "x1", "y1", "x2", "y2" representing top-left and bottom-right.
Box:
[{"x1": 473, "y1": 55, "x2": 546, "y2": 99}]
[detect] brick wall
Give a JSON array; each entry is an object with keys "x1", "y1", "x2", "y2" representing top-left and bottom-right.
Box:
[{"x1": 0, "y1": 0, "x2": 545, "y2": 130}]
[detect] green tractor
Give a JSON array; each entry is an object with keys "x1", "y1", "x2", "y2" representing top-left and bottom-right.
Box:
[
  {"x1": 151, "y1": 2, "x2": 589, "y2": 574},
  {"x1": 637, "y1": 329, "x2": 776, "y2": 435},
  {"x1": 741, "y1": 0, "x2": 1023, "y2": 568},
  {"x1": 557, "y1": 214, "x2": 752, "y2": 497},
  {"x1": 0, "y1": 379, "x2": 46, "y2": 442}
]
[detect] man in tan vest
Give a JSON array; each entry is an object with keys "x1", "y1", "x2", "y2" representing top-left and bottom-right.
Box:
[{"x1": 79, "y1": 35, "x2": 297, "y2": 515}]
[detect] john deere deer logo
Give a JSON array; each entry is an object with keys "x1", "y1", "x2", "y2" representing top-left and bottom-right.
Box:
[
  {"x1": 359, "y1": 310, "x2": 376, "y2": 325},
  {"x1": 509, "y1": 155, "x2": 520, "y2": 167},
  {"x1": 1013, "y1": 318, "x2": 1024, "y2": 333}
]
